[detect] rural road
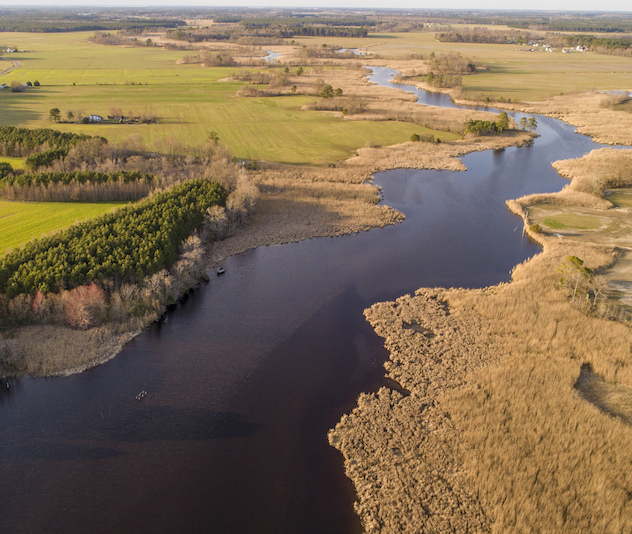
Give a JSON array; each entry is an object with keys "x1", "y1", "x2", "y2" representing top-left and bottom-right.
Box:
[{"x1": 0, "y1": 56, "x2": 20, "y2": 77}]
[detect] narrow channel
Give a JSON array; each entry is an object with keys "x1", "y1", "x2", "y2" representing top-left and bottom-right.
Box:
[{"x1": 0, "y1": 68, "x2": 624, "y2": 534}]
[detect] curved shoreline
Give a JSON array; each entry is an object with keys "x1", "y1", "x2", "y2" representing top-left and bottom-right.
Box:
[{"x1": 392, "y1": 76, "x2": 632, "y2": 146}]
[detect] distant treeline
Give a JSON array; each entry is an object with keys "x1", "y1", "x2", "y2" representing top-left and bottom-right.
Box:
[
  {"x1": 237, "y1": 17, "x2": 377, "y2": 28},
  {"x1": 0, "y1": 179, "x2": 227, "y2": 297},
  {"x1": 0, "y1": 12, "x2": 185, "y2": 33},
  {"x1": 436, "y1": 28, "x2": 531, "y2": 45},
  {"x1": 0, "y1": 126, "x2": 101, "y2": 157},
  {"x1": 562, "y1": 34, "x2": 632, "y2": 54},
  {"x1": 519, "y1": 19, "x2": 632, "y2": 33},
  {"x1": 437, "y1": 13, "x2": 632, "y2": 34},
  {"x1": 166, "y1": 22, "x2": 368, "y2": 43}
]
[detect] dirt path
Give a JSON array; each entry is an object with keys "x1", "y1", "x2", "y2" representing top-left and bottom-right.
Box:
[{"x1": 0, "y1": 56, "x2": 20, "y2": 77}]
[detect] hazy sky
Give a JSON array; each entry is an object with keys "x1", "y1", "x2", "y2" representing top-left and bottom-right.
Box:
[{"x1": 1, "y1": 0, "x2": 631, "y2": 12}]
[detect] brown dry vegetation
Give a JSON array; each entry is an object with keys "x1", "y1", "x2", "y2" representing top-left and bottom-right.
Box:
[
  {"x1": 330, "y1": 147, "x2": 632, "y2": 532},
  {"x1": 520, "y1": 93, "x2": 632, "y2": 146},
  {"x1": 207, "y1": 165, "x2": 403, "y2": 265},
  {"x1": 347, "y1": 130, "x2": 535, "y2": 172},
  {"x1": 298, "y1": 66, "x2": 502, "y2": 134},
  {"x1": 393, "y1": 75, "x2": 632, "y2": 146},
  {"x1": 0, "y1": 326, "x2": 138, "y2": 376}
]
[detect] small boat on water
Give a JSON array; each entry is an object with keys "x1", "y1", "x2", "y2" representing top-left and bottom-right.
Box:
[{"x1": 217, "y1": 267, "x2": 225, "y2": 275}]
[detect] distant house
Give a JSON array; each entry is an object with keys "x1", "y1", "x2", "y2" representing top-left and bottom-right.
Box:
[
  {"x1": 87, "y1": 115, "x2": 103, "y2": 123},
  {"x1": 6, "y1": 48, "x2": 15, "y2": 53},
  {"x1": 0, "y1": 84, "x2": 7, "y2": 89}
]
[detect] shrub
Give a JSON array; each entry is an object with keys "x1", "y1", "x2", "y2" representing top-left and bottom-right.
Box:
[{"x1": 65, "y1": 283, "x2": 106, "y2": 329}]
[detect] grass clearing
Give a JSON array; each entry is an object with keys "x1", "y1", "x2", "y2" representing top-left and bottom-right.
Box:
[
  {"x1": 0, "y1": 156, "x2": 25, "y2": 169},
  {"x1": 614, "y1": 100, "x2": 632, "y2": 113},
  {"x1": 0, "y1": 200, "x2": 125, "y2": 254},
  {"x1": 607, "y1": 190, "x2": 632, "y2": 207},
  {"x1": 542, "y1": 213, "x2": 603, "y2": 230}
]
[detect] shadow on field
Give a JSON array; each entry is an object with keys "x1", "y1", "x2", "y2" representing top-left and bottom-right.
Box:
[
  {"x1": 0, "y1": 93, "x2": 44, "y2": 123},
  {"x1": 575, "y1": 363, "x2": 632, "y2": 425}
]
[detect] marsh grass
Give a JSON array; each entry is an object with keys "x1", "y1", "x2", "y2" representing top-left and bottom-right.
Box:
[
  {"x1": 3, "y1": 325, "x2": 138, "y2": 376},
  {"x1": 330, "y1": 146, "x2": 632, "y2": 533}
]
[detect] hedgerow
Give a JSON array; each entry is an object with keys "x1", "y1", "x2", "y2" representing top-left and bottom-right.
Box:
[
  {"x1": 1, "y1": 170, "x2": 154, "y2": 188},
  {"x1": 0, "y1": 126, "x2": 102, "y2": 155}
]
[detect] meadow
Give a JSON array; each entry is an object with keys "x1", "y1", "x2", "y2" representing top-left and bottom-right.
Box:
[
  {"x1": 0, "y1": 156, "x2": 24, "y2": 169},
  {"x1": 292, "y1": 29, "x2": 632, "y2": 102},
  {"x1": 0, "y1": 31, "x2": 429, "y2": 165},
  {"x1": 0, "y1": 200, "x2": 124, "y2": 254}
]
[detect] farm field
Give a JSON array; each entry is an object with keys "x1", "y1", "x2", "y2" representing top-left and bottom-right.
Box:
[
  {"x1": 0, "y1": 32, "x2": 442, "y2": 165},
  {"x1": 293, "y1": 29, "x2": 632, "y2": 101},
  {"x1": 0, "y1": 200, "x2": 124, "y2": 254}
]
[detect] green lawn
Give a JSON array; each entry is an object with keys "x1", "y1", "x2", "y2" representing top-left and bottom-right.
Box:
[
  {"x1": 0, "y1": 200, "x2": 125, "y2": 254},
  {"x1": 542, "y1": 214, "x2": 602, "y2": 230}
]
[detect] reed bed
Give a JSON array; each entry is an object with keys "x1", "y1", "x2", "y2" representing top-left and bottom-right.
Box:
[{"x1": 330, "y1": 147, "x2": 632, "y2": 533}]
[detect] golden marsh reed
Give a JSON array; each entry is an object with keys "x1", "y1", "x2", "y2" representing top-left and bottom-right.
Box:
[{"x1": 330, "y1": 147, "x2": 632, "y2": 533}]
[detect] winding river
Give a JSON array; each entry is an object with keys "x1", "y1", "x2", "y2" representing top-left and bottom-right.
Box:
[{"x1": 0, "y1": 68, "x2": 626, "y2": 534}]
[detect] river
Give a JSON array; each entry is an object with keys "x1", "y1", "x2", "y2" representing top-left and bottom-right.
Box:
[{"x1": 0, "y1": 67, "x2": 624, "y2": 533}]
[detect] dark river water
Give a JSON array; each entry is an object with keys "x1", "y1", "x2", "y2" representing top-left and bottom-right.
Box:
[{"x1": 0, "y1": 67, "x2": 625, "y2": 533}]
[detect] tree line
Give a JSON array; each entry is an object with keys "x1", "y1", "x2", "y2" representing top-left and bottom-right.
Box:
[
  {"x1": 0, "y1": 179, "x2": 227, "y2": 298},
  {"x1": 0, "y1": 170, "x2": 158, "y2": 202},
  {"x1": 0, "y1": 11, "x2": 184, "y2": 33},
  {"x1": 561, "y1": 34, "x2": 632, "y2": 55},
  {"x1": 1, "y1": 169, "x2": 154, "y2": 188},
  {"x1": 436, "y1": 28, "x2": 531, "y2": 45},
  {"x1": 0, "y1": 126, "x2": 101, "y2": 157}
]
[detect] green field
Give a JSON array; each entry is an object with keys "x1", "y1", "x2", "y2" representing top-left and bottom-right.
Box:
[
  {"x1": 3, "y1": 30, "x2": 626, "y2": 162},
  {"x1": 0, "y1": 156, "x2": 25, "y2": 169},
  {"x1": 542, "y1": 214, "x2": 602, "y2": 230},
  {"x1": 0, "y1": 200, "x2": 125, "y2": 254},
  {"x1": 0, "y1": 31, "x2": 447, "y2": 165},
  {"x1": 293, "y1": 30, "x2": 632, "y2": 102}
]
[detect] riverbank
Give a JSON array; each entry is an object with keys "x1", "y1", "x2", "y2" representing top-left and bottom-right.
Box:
[
  {"x1": 0, "y1": 123, "x2": 536, "y2": 379},
  {"x1": 1, "y1": 325, "x2": 140, "y2": 376},
  {"x1": 208, "y1": 132, "x2": 535, "y2": 265},
  {"x1": 330, "y1": 147, "x2": 632, "y2": 532}
]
